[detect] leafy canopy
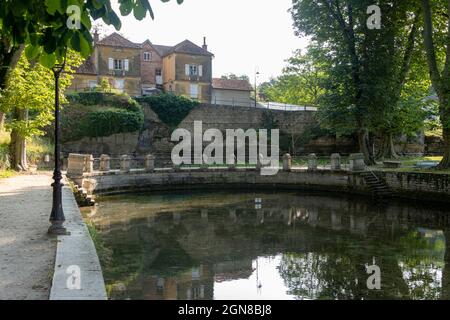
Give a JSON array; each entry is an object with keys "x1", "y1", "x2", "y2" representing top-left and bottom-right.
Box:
[{"x1": 0, "y1": 0, "x2": 184, "y2": 67}]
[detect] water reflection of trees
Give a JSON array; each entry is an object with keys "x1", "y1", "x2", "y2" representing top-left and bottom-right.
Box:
[{"x1": 86, "y1": 192, "x2": 450, "y2": 300}]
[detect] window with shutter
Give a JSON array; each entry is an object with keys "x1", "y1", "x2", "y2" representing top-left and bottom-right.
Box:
[
  {"x1": 124, "y1": 59, "x2": 129, "y2": 71},
  {"x1": 198, "y1": 65, "x2": 203, "y2": 77},
  {"x1": 108, "y1": 58, "x2": 114, "y2": 70},
  {"x1": 185, "y1": 64, "x2": 190, "y2": 76}
]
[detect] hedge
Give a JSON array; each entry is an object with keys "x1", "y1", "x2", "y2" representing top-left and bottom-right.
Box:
[
  {"x1": 62, "y1": 92, "x2": 144, "y2": 142},
  {"x1": 137, "y1": 93, "x2": 199, "y2": 128}
]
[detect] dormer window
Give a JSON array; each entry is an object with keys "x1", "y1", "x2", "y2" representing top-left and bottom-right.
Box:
[{"x1": 143, "y1": 52, "x2": 151, "y2": 61}]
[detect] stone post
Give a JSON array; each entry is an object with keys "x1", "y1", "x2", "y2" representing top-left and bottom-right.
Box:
[
  {"x1": 99, "y1": 154, "x2": 110, "y2": 172},
  {"x1": 145, "y1": 154, "x2": 155, "y2": 172},
  {"x1": 227, "y1": 154, "x2": 236, "y2": 171},
  {"x1": 256, "y1": 153, "x2": 264, "y2": 170},
  {"x1": 120, "y1": 155, "x2": 131, "y2": 173},
  {"x1": 84, "y1": 154, "x2": 94, "y2": 174},
  {"x1": 308, "y1": 153, "x2": 318, "y2": 171},
  {"x1": 330, "y1": 153, "x2": 341, "y2": 171},
  {"x1": 67, "y1": 153, "x2": 86, "y2": 177},
  {"x1": 282, "y1": 153, "x2": 292, "y2": 172},
  {"x1": 349, "y1": 153, "x2": 366, "y2": 172}
]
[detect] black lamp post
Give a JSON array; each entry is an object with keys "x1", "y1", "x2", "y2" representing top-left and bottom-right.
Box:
[
  {"x1": 254, "y1": 70, "x2": 260, "y2": 107},
  {"x1": 48, "y1": 60, "x2": 67, "y2": 235}
]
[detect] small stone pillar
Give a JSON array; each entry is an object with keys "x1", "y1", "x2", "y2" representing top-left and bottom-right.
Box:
[
  {"x1": 145, "y1": 154, "x2": 155, "y2": 172},
  {"x1": 256, "y1": 153, "x2": 264, "y2": 170},
  {"x1": 349, "y1": 153, "x2": 366, "y2": 172},
  {"x1": 84, "y1": 155, "x2": 94, "y2": 174},
  {"x1": 330, "y1": 153, "x2": 341, "y2": 170},
  {"x1": 99, "y1": 154, "x2": 110, "y2": 172},
  {"x1": 227, "y1": 154, "x2": 236, "y2": 171},
  {"x1": 282, "y1": 153, "x2": 292, "y2": 172},
  {"x1": 308, "y1": 153, "x2": 318, "y2": 171},
  {"x1": 120, "y1": 155, "x2": 131, "y2": 173},
  {"x1": 67, "y1": 153, "x2": 86, "y2": 177}
]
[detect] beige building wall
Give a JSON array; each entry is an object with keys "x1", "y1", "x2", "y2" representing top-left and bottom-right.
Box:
[
  {"x1": 67, "y1": 74, "x2": 98, "y2": 92},
  {"x1": 211, "y1": 89, "x2": 252, "y2": 107}
]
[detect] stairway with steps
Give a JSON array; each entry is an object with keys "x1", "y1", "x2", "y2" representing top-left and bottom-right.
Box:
[
  {"x1": 360, "y1": 171, "x2": 392, "y2": 199},
  {"x1": 72, "y1": 184, "x2": 95, "y2": 207}
]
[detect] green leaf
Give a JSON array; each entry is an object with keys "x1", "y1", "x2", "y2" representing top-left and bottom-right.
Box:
[
  {"x1": 109, "y1": 11, "x2": 122, "y2": 30},
  {"x1": 119, "y1": 0, "x2": 133, "y2": 16},
  {"x1": 45, "y1": 0, "x2": 62, "y2": 15},
  {"x1": 25, "y1": 45, "x2": 41, "y2": 61},
  {"x1": 81, "y1": 11, "x2": 92, "y2": 29},
  {"x1": 133, "y1": 0, "x2": 146, "y2": 20},
  {"x1": 39, "y1": 52, "x2": 56, "y2": 68},
  {"x1": 79, "y1": 33, "x2": 92, "y2": 58}
]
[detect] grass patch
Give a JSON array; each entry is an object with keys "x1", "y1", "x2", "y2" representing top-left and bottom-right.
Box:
[{"x1": 0, "y1": 170, "x2": 17, "y2": 179}]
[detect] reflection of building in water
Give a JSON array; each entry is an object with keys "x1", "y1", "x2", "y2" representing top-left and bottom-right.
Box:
[
  {"x1": 92, "y1": 193, "x2": 450, "y2": 300},
  {"x1": 140, "y1": 265, "x2": 215, "y2": 300}
]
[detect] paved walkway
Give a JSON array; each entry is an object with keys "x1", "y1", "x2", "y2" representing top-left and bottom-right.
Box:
[{"x1": 0, "y1": 173, "x2": 56, "y2": 300}]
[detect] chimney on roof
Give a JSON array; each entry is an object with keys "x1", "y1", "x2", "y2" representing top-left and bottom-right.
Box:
[
  {"x1": 93, "y1": 30, "x2": 100, "y2": 44},
  {"x1": 202, "y1": 37, "x2": 208, "y2": 51}
]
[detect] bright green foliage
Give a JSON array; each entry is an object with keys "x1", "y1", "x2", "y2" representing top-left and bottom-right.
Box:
[
  {"x1": 0, "y1": 50, "x2": 83, "y2": 139},
  {"x1": 259, "y1": 44, "x2": 327, "y2": 106},
  {"x1": 62, "y1": 91, "x2": 144, "y2": 141},
  {"x1": 0, "y1": 0, "x2": 184, "y2": 68},
  {"x1": 137, "y1": 93, "x2": 199, "y2": 128}
]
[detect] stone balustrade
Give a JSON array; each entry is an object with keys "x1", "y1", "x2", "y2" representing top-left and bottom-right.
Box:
[{"x1": 66, "y1": 152, "x2": 371, "y2": 178}]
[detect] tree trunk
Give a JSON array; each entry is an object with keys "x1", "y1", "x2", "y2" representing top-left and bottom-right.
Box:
[
  {"x1": 357, "y1": 128, "x2": 376, "y2": 165},
  {"x1": 441, "y1": 229, "x2": 450, "y2": 300},
  {"x1": 8, "y1": 108, "x2": 28, "y2": 171},
  {"x1": 438, "y1": 121, "x2": 450, "y2": 169},
  {"x1": 376, "y1": 132, "x2": 399, "y2": 160}
]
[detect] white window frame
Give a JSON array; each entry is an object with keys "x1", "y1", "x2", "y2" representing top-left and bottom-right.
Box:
[
  {"x1": 143, "y1": 52, "x2": 151, "y2": 61},
  {"x1": 190, "y1": 83, "x2": 199, "y2": 99},
  {"x1": 114, "y1": 79, "x2": 125, "y2": 92},
  {"x1": 189, "y1": 65, "x2": 198, "y2": 76},
  {"x1": 114, "y1": 59, "x2": 123, "y2": 70},
  {"x1": 88, "y1": 80, "x2": 97, "y2": 89}
]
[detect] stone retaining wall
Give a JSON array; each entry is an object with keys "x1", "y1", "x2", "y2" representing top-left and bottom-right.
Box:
[
  {"x1": 380, "y1": 171, "x2": 450, "y2": 202},
  {"x1": 80, "y1": 169, "x2": 450, "y2": 203}
]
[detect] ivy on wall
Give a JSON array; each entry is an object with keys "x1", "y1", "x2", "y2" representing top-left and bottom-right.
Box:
[
  {"x1": 137, "y1": 94, "x2": 199, "y2": 128},
  {"x1": 62, "y1": 92, "x2": 144, "y2": 142}
]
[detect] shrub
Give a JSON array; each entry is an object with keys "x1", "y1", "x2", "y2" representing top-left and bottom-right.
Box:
[
  {"x1": 137, "y1": 93, "x2": 199, "y2": 127},
  {"x1": 62, "y1": 92, "x2": 144, "y2": 142}
]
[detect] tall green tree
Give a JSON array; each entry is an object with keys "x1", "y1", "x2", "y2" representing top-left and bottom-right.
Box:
[
  {"x1": 0, "y1": 0, "x2": 183, "y2": 170},
  {"x1": 0, "y1": 51, "x2": 82, "y2": 170},
  {"x1": 421, "y1": 0, "x2": 450, "y2": 168},
  {"x1": 290, "y1": 0, "x2": 420, "y2": 164},
  {"x1": 259, "y1": 43, "x2": 327, "y2": 106}
]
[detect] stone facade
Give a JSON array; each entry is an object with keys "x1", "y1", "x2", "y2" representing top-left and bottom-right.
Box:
[{"x1": 69, "y1": 33, "x2": 213, "y2": 99}]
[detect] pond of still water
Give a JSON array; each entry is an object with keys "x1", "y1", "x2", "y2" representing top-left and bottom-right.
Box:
[{"x1": 82, "y1": 191, "x2": 450, "y2": 300}]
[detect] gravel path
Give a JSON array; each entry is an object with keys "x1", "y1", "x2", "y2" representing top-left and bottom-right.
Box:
[{"x1": 0, "y1": 173, "x2": 57, "y2": 300}]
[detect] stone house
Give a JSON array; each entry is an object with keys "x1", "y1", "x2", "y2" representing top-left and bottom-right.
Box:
[
  {"x1": 69, "y1": 32, "x2": 214, "y2": 102},
  {"x1": 211, "y1": 78, "x2": 253, "y2": 107}
]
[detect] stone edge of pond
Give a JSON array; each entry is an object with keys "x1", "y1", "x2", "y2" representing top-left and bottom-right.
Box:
[{"x1": 49, "y1": 184, "x2": 107, "y2": 300}]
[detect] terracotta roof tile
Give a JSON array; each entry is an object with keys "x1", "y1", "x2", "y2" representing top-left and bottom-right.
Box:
[
  {"x1": 97, "y1": 32, "x2": 141, "y2": 48},
  {"x1": 166, "y1": 40, "x2": 213, "y2": 57},
  {"x1": 212, "y1": 78, "x2": 253, "y2": 91}
]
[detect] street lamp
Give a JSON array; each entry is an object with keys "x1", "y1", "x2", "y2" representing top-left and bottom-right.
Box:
[
  {"x1": 254, "y1": 70, "x2": 260, "y2": 107},
  {"x1": 48, "y1": 58, "x2": 68, "y2": 235}
]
